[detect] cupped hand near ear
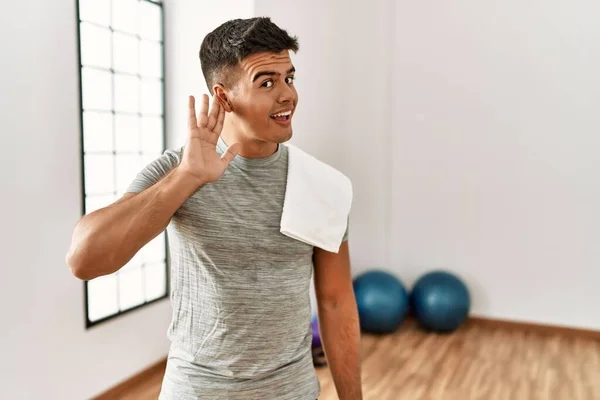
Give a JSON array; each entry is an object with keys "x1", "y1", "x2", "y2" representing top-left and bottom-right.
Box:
[{"x1": 178, "y1": 94, "x2": 240, "y2": 185}]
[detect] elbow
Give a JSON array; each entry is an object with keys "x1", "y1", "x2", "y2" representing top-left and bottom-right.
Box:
[
  {"x1": 69, "y1": 267, "x2": 91, "y2": 281},
  {"x1": 66, "y1": 246, "x2": 92, "y2": 281},
  {"x1": 67, "y1": 214, "x2": 122, "y2": 280},
  {"x1": 66, "y1": 239, "x2": 110, "y2": 281},
  {"x1": 66, "y1": 220, "x2": 92, "y2": 280}
]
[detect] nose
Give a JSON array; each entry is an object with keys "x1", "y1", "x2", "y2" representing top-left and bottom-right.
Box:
[{"x1": 278, "y1": 81, "x2": 296, "y2": 104}]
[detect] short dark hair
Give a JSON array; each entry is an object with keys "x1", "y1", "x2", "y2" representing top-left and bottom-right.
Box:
[{"x1": 199, "y1": 17, "x2": 299, "y2": 94}]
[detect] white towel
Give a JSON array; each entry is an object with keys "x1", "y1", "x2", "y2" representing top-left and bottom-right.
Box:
[{"x1": 280, "y1": 144, "x2": 353, "y2": 253}]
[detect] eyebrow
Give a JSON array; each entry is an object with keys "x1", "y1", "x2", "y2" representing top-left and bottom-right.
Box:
[{"x1": 252, "y1": 66, "x2": 296, "y2": 83}]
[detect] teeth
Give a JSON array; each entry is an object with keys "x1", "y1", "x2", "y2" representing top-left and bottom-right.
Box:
[{"x1": 272, "y1": 110, "x2": 291, "y2": 117}]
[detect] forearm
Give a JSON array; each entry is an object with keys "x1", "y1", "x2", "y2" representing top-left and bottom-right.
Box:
[
  {"x1": 67, "y1": 167, "x2": 201, "y2": 280},
  {"x1": 317, "y1": 294, "x2": 363, "y2": 400}
]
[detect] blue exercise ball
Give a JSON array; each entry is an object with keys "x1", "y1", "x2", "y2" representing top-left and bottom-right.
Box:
[
  {"x1": 411, "y1": 270, "x2": 470, "y2": 333},
  {"x1": 353, "y1": 270, "x2": 408, "y2": 334}
]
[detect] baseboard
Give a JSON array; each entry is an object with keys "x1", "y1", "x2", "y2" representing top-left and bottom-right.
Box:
[
  {"x1": 90, "y1": 357, "x2": 167, "y2": 400},
  {"x1": 467, "y1": 315, "x2": 600, "y2": 340}
]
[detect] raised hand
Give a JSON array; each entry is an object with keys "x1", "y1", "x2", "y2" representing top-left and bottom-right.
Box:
[{"x1": 178, "y1": 94, "x2": 240, "y2": 185}]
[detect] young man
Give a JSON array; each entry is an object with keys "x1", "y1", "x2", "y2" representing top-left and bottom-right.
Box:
[{"x1": 67, "y1": 17, "x2": 362, "y2": 400}]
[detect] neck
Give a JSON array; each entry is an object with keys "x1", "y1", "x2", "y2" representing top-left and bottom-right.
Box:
[{"x1": 220, "y1": 118, "x2": 278, "y2": 159}]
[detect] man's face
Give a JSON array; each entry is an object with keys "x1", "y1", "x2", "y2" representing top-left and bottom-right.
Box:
[{"x1": 222, "y1": 51, "x2": 298, "y2": 144}]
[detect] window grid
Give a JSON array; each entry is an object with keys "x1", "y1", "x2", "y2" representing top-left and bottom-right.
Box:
[{"x1": 76, "y1": 0, "x2": 168, "y2": 329}]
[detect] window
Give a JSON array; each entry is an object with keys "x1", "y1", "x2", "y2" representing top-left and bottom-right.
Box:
[{"x1": 76, "y1": 0, "x2": 168, "y2": 328}]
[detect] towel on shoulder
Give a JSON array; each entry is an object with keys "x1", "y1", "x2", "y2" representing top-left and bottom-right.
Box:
[{"x1": 280, "y1": 143, "x2": 353, "y2": 253}]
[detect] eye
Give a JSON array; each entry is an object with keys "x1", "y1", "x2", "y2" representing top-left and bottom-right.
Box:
[
  {"x1": 286, "y1": 76, "x2": 295, "y2": 84},
  {"x1": 261, "y1": 80, "x2": 273, "y2": 88}
]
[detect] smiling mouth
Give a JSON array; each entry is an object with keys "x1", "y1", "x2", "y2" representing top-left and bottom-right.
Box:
[{"x1": 270, "y1": 110, "x2": 292, "y2": 121}]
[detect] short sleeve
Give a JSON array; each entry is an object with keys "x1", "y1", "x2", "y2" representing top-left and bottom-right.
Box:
[{"x1": 126, "y1": 148, "x2": 183, "y2": 194}]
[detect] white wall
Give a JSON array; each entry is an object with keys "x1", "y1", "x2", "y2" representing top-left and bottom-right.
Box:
[
  {"x1": 0, "y1": 1, "x2": 173, "y2": 399},
  {"x1": 337, "y1": 0, "x2": 394, "y2": 274},
  {"x1": 392, "y1": 0, "x2": 600, "y2": 330}
]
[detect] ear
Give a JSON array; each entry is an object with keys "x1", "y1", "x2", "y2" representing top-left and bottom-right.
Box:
[{"x1": 213, "y1": 84, "x2": 233, "y2": 112}]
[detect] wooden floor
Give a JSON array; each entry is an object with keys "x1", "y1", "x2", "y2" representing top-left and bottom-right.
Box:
[
  {"x1": 98, "y1": 319, "x2": 600, "y2": 400},
  {"x1": 317, "y1": 319, "x2": 600, "y2": 399}
]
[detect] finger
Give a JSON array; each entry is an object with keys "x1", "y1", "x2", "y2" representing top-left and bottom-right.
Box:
[
  {"x1": 197, "y1": 94, "x2": 209, "y2": 128},
  {"x1": 206, "y1": 95, "x2": 220, "y2": 131},
  {"x1": 220, "y1": 142, "x2": 240, "y2": 166},
  {"x1": 188, "y1": 96, "x2": 197, "y2": 129},
  {"x1": 212, "y1": 101, "x2": 225, "y2": 134}
]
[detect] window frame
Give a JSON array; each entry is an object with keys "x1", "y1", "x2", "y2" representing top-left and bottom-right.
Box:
[{"x1": 74, "y1": 0, "x2": 170, "y2": 329}]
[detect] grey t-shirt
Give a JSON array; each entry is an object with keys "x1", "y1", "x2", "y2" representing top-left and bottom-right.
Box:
[{"x1": 126, "y1": 138, "x2": 346, "y2": 399}]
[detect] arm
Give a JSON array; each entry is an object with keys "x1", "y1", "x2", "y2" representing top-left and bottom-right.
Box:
[
  {"x1": 66, "y1": 168, "x2": 200, "y2": 280},
  {"x1": 66, "y1": 94, "x2": 239, "y2": 281},
  {"x1": 313, "y1": 240, "x2": 363, "y2": 400}
]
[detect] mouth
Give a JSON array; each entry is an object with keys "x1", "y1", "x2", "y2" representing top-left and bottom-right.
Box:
[{"x1": 270, "y1": 110, "x2": 292, "y2": 124}]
